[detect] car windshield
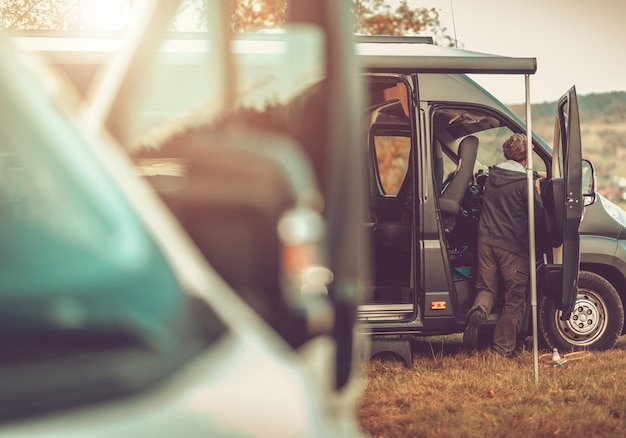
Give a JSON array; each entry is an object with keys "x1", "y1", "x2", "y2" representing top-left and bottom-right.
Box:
[
  {"x1": 0, "y1": 33, "x2": 225, "y2": 422},
  {"x1": 121, "y1": 32, "x2": 323, "y2": 157}
]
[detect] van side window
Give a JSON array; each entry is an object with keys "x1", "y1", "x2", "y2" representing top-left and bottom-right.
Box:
[
  {"x1": 433, "y1": 107, "x2": 547, "y2": 178},
  {"x1": 474, "y1": 126, "x2": 547, "y2": 175},
  {"x1": 374, "y1": 133, "x2": 411, "y2": 196}
]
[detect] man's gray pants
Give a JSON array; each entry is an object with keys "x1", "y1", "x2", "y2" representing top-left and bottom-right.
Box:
[{"x1": 472, "y1": 243, "x2": 529, "y2": 355}]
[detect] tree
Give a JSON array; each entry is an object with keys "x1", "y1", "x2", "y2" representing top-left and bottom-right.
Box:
[
  {"x1": 229, "y1": 0, "x2": 455, "y2": 46},
  {"x1": 0, "y1": 0, "x2": 142, "y2": 32},
  {"x1": 354, "y1": 0, "x2": 454, "y2": 46},
  {"x1": 230, "y1": 0, "x2": 285, "y2": 32},
  {"x1": 1, "y1": 0, "x2": 455, "y2": 47}
]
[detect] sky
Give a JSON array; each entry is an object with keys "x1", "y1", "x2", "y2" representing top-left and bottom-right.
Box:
[{"x1": 411, "y1": 0, "x2": 626, "y2": 104}]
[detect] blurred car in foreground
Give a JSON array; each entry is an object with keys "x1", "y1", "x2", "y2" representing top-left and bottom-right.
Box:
[{"x1": 0, "y1": 0, "x2": 365, "y2": 436}]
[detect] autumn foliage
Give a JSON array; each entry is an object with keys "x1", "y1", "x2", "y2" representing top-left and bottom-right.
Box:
[{"x1": 1, "y1": 0, "x2": 455, "y2": 46}]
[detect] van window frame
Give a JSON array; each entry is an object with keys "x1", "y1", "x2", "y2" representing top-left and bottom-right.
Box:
[{"x1": 429, "y1": 103, "x2": 550, "y2": 183}]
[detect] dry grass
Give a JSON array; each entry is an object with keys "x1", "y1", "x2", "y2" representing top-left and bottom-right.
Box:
[{"x1": 357, "y1": 335, "x2": 626, "y2": 437}]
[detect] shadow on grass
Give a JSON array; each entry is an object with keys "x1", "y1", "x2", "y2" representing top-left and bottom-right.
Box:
[{"x1": 369, "y1": 334, "x2": 475, "y2": 368}]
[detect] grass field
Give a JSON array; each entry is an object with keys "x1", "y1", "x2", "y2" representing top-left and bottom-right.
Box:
[{"x1": 357, "y1": 334, "x2": 626, "y2": 437}]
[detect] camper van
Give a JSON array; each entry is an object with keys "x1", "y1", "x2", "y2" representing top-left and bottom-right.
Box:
[{"x1": 355, "y1": 37, "x2": 624, "y2": 363}]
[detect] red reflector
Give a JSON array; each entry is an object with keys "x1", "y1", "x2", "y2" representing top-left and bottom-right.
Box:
[{"x1": 431, "y1": 301, "x2": 446, "y2": 310}]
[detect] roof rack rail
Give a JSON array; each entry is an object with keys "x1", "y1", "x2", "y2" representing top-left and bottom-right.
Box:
[{"x1": 354, "y1": 35, "x2": 434, "y2": 45}]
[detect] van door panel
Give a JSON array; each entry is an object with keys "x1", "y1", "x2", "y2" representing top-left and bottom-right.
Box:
[{"x1": 552, "y1": 87, "x2": 583, "y2": 316}]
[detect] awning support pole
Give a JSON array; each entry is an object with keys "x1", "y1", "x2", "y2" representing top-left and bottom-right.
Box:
[{"x1": 525, "y1": 74, "x2": 539, "y2": 384}]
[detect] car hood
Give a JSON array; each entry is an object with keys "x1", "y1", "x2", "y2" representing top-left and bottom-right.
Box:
[
  {"x1": 1, "y1": 330, "x2": 355, "y2": 438},
  {"x1": 580, "y1": 194, "x2": 626, "y2": 240}
]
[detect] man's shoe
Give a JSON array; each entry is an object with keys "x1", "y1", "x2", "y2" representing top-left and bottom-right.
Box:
[{"x1": 463, "y1": 308, "x2": 486, "y2": 349}]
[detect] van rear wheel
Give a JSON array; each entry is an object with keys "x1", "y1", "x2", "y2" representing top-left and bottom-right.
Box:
[{"x1": 539, "y1": 270, "x2": 624, "y2": 351}]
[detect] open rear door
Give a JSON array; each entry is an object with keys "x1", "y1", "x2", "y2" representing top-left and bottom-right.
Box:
[{"x1": 552, "y1": 86, "x2": 583, "y2": 317}]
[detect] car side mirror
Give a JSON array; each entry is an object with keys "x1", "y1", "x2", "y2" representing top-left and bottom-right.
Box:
[{"x1": 582, "y1": 159, "x2": 596, "y2": 207}]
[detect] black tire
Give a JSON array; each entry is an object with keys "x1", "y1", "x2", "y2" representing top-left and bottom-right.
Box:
[{"x1": 539, "y1": 270, "x2": 624, "y2": 351}]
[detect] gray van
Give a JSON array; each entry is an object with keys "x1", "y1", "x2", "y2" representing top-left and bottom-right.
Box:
[{"x1": 355, "y1": 37, "x2": 624, "y2": 361}]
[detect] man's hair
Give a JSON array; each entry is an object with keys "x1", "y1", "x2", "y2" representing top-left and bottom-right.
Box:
[{"x1": 502, "y1": 133, "x2": 527, "y2": 162}]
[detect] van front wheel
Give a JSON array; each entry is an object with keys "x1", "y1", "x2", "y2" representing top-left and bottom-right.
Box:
[{"x1": 539, "y1": 270, "x2": 624, "y2": 351}]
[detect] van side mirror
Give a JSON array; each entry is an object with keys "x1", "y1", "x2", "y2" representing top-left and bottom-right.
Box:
[{"x1": 582, "y1": 159, "x2": 596, "y2": 207}]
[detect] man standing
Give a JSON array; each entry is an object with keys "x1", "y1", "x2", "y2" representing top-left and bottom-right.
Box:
[{"x1": 463, "y1": 133, "x2": 545, "y2": 357}]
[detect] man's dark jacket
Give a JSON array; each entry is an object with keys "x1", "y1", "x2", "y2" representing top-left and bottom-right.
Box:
[{"x1": 477, "y1": 161, "x2": 545, "y2": 258}]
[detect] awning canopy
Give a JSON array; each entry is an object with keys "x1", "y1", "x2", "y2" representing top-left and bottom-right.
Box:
[{"x1": 356, "y1": 38, "x2": 537, "y2": 75}]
